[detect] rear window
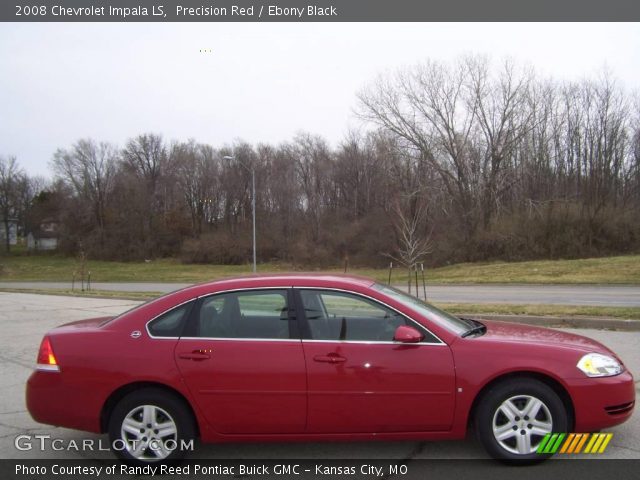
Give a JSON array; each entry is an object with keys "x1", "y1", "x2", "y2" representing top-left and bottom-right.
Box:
[{"x1": 147, "y1": 301, "x2": 194, "y2": 337}]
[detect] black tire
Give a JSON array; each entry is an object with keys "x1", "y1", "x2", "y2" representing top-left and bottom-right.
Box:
[
  {"x1": 475, "y1": 378, "x2": 568, "y2": 463},
  {"x1": 108, "y1": 388, "x2": 196, "y2": 465}
]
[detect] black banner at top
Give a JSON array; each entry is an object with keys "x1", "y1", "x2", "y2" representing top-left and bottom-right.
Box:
[{"x1": 2, "y1": 0, "x2": 640, "y2": 22}]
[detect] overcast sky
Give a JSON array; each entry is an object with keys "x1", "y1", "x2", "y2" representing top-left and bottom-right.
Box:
[{"x1": 1, "y1": 23, "x2": 639, "y2": 176}]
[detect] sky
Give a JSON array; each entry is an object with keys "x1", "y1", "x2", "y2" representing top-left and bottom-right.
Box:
[{"x1": 1, "y1": 22, "x2": 639, "y2": 176}]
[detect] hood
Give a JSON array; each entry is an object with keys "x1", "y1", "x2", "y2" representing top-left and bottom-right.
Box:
[{"x1": 477, "y1": 320, "x2": 613, "y2": 354}]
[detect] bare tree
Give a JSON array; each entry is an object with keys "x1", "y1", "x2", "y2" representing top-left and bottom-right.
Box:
[
  {"x1": 385, "y1": 195, "x2": 433, "y2": 290},
  {"x1": 289, "y1": 133, "x2": 332, "y2": 242},
  {"x1": 121, "y1": 133, "x2": 169, "y2": 255},
  {"x1": 51, "y1": 139, "x2": 117, "y2": 247},
  {"x1": 0, "y1": 156, "x2": 27, "y2": 253},
  {"x1": 259, "y1": 143, "x2": 300, "y2": 256},
  {"x1": 465, "y1": 58, "x2": 535, "y2": 226},
  {"x1": 334, "y1": 130, "x2": 390, "y2": 220},
  {"x1": 357, "y1": 58, "x2": 483, "y2": 240},
  {"x1": 173, "y1": 141, "x2": 221, "y2": 237},
  {"x1": 627, "y1": 95, "x2": 640, "y2": 206}
]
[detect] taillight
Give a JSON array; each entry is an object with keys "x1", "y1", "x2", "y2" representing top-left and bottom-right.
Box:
[{"x1": 36, "y1": 337, "x2": 60, "y2": 372}]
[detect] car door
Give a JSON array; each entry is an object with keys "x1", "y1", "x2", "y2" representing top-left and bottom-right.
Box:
[
  {"x1": 174, "y1": 288, "x2": 307, "y2": 434},
  {"x1": 296, "y1": 288, "x2": 456, "y2": 433}
]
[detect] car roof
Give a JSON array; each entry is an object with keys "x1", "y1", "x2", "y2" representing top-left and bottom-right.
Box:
[{"x1": 193, "y1": 273, "x2": 376, "y2": 290}]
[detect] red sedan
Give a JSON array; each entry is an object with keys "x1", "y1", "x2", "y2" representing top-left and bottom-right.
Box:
[{"x1": 26, "y1": 275, "x2": 634, "y2": 463}]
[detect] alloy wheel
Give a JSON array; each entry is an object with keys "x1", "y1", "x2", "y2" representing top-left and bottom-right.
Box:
[
  {"x1": 491, "y1": 394, "x2": 553, "y2": 455},
  {"x1": 120, "y1": 404, "x2": 178, "y2": 461}
]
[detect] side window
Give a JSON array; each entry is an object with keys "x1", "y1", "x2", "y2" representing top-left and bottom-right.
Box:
[
  {"x1": 147, "y1": 301, "x2": 193, "y2": 337},
  {"x1": 197, "y1": 290, "x2": 290, "y2": 339},
  {"x1": 299, "y1": 290, "x2": 406, "y2": 341}
]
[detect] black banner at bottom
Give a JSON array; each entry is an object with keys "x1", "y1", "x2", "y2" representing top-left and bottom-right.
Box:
[{"x1": 2, "y1": 459, "x2": 640, "y2": 480}]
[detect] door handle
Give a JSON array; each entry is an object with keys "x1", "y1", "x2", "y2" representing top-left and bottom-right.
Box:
[
  {"x1": 178, "y1": 350, "x2": 211, "y2": 361},
  {"x1": 313, "y1": 354, "x2": 346, "y2": 364}
]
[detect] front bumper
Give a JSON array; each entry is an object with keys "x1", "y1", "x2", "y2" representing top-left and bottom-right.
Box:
[{"x1": 568, "y1": 370, "x2": 635, "y2": 432}]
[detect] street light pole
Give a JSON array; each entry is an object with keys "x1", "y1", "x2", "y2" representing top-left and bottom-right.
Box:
[{"x1": 224, "y1": 156, "x2": 256, "y2": 273}]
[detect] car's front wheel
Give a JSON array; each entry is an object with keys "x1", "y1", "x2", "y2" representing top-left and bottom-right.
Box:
[
  {"x1": 108, "y1": 388, "x2": 196, "y2": 464},
  {"x1": 475, "y1": 378, "x2": 568, "y2": 462}
]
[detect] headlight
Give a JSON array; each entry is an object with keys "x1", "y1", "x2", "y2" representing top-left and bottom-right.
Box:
[{"x1": 577, "y1": 353, "x2": 623, "y2": 377}]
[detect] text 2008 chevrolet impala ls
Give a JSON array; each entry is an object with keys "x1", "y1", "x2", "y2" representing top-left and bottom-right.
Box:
[{"x1": 26, "y1": 275, "x2": 634, "y2": 463}]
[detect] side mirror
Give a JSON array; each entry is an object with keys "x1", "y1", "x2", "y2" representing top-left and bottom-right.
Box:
[{"x1": 393, "y1": 325, "x2": 424, "y2": 343}]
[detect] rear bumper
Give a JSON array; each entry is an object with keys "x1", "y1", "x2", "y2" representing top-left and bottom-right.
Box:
[
  {"x1": 26, "y1": 369, "x2": 102, "y2": 433},
  {"x1": 568, "y1": 370, "x2": 635, "y2": 432}
]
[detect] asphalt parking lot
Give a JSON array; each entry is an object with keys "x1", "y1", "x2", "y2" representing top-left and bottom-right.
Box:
[{"x1": 0, "y1": 292, "x2": 638, "y2": 461}]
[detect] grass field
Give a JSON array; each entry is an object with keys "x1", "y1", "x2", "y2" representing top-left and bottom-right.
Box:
[
  {"x1": 438, "y1": 303, "x2": 640, "y2": 320},
  {"x1": 0, "y1": 253, "x2": 639, "y2": 284},
  {"x1": 425, "y1": 255, "x2": 640, "y2": 284}
]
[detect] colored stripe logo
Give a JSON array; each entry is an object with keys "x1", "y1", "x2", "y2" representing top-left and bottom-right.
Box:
[{"x1": 537, "y1": 433, "x2": 613, "y2": 454}]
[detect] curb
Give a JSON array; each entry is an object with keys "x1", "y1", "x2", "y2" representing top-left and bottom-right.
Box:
[{"x1": 466, "y1": 314, "x2": 640, "y2": 331}]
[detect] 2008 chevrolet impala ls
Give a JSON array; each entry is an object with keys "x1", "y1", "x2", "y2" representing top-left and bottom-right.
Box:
[{"x1": 26, "y1": 275, "x2": 634, "y2": 463}]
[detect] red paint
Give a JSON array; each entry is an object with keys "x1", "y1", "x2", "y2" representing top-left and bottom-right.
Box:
[
  {"x1": 26, "y1": 275, "x2": 635, "y2": 447},
  {"x1": 393, "y1": 325, "x2": 424, "y2": 343}
]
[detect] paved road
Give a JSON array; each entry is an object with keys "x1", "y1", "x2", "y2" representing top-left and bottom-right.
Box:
[
  {"x1": 1, "y1": 281, "x2": 639, "y2": 306},
  {"x1": 0, "y1": 292, "x2": 638, "y2": 462}
]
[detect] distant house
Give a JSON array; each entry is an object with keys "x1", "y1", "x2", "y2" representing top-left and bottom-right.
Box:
[
  {"x1": 0, "y1": 219, "x2": 18, "y2": 246},
  {"x1": 27, "y1": 219, "x2": 59, "y2": 251}
]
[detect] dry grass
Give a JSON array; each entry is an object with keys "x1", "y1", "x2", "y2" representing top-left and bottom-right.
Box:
[
  {"x1": 435, "y1": 303, "x2": 640, "y2": 320},
  {"x1": 1, "y1": 254, "x2": 639, "y2": 284}
]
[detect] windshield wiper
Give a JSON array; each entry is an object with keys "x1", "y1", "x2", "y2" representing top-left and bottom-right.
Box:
[{"x1": 460, "y1": 319, "x2": 487, "y2": 338}]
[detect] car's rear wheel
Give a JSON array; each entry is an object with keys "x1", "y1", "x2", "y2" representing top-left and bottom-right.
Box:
[
  {"x1": 108, "y1": 388, "x2": 195, "y2": 464},
  {"x1": 475, "y1": 378, "x2": 568, "y2": 462}
]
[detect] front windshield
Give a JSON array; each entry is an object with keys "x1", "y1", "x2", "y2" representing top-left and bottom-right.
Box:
[{"x1": 373, "y1": 283, "x2": 473, "y2": 335}]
